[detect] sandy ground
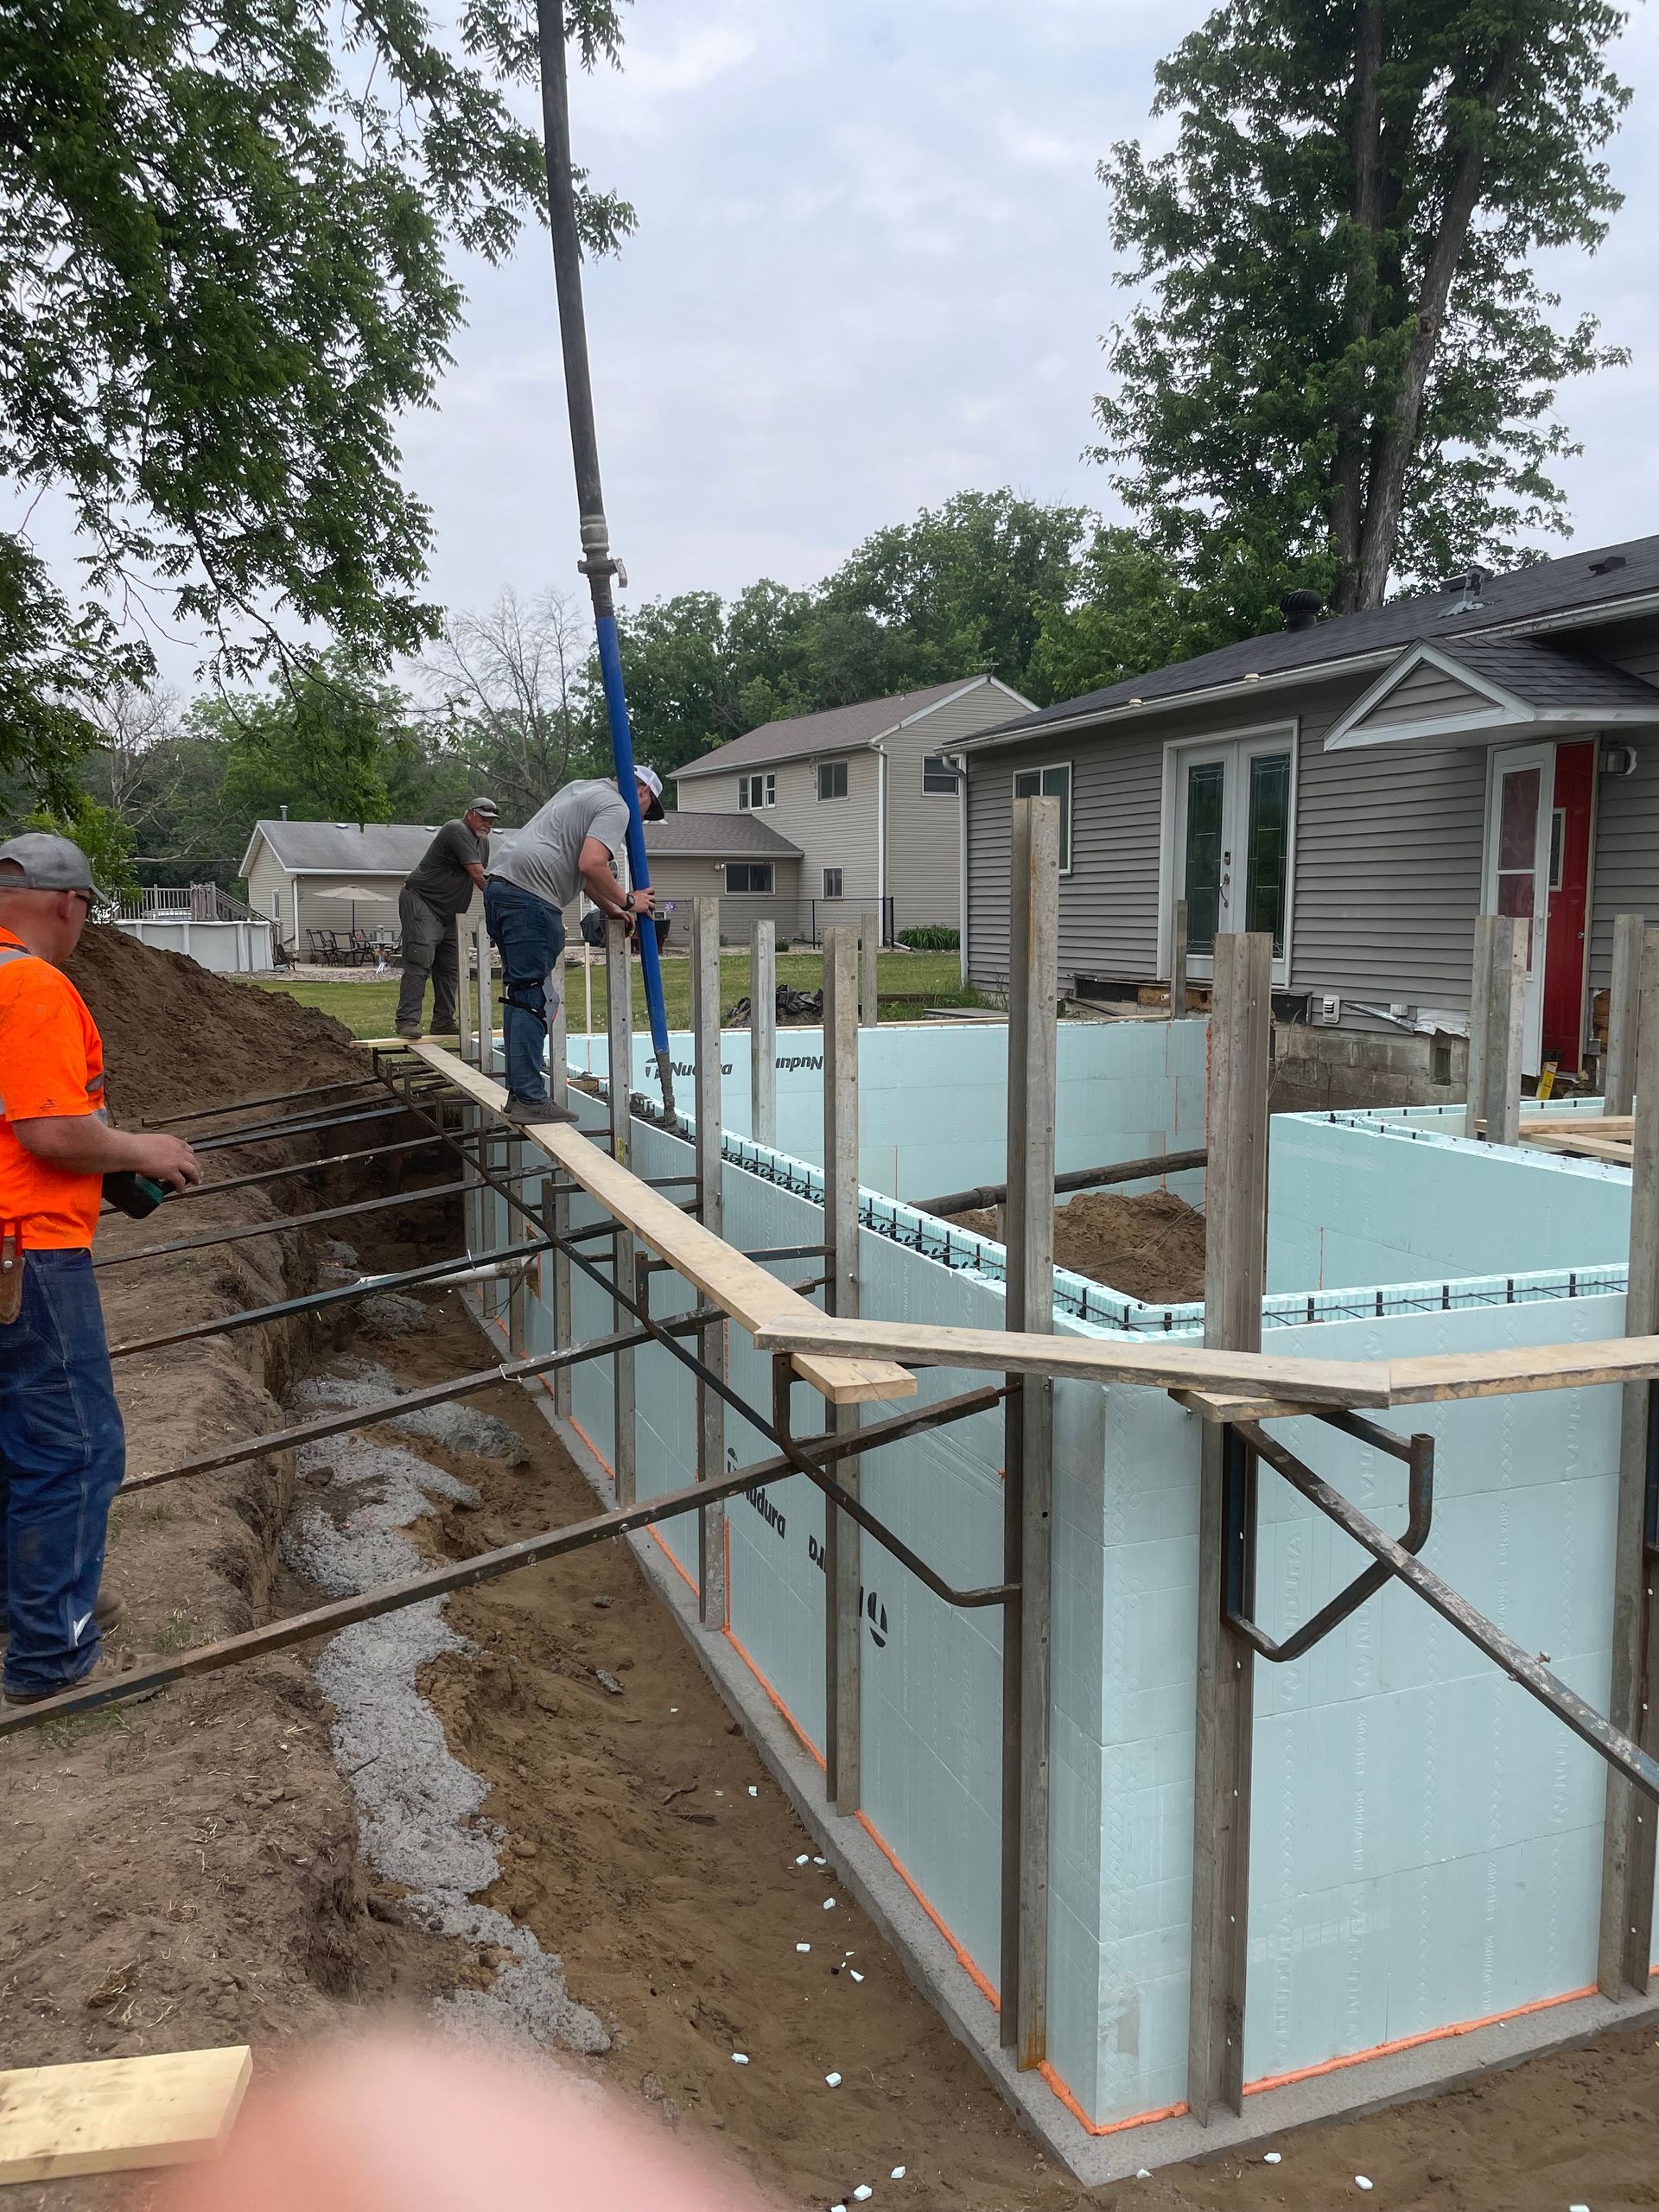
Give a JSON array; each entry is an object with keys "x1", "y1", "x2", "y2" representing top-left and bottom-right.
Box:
[{"x1": 949, "y1": 1189, "x2": 1208, "y2": 1306}]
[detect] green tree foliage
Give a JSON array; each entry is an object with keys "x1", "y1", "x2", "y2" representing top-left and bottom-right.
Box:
[
  {"x1": 14, "y1": 794, "x2": 138, "y2": 899},
  {"x1": 0, "y1": 0, "x2": 633, "y2": 796},
  {"x1": 1095, "y1": 0, "x2": 1632, "y2": 614},
  {"x1": 191, "y1": 658, "x2": 428, "y2": 827}
]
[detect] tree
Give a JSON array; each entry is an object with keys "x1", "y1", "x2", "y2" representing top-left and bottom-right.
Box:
[
  {"x1": 193, "y1": 658, "x2": 423, "y2": 828},
  {"x1": 0, "y1": 0, "x2": 633, "y2": 797},
  {"x1": 422, "y1": 588, "x2": 596, "y2": 813},
  {"x1": 1095, "y1": 0, "x2": 1632, "y2": 614}
]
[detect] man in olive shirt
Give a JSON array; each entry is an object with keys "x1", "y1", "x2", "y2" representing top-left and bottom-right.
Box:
[{"x1": 396, "y1": 799, "x2": 498, "y2": 1039}]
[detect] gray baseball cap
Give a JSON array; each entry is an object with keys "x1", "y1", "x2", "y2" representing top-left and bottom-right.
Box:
[
  {"x1": 467, "y1": 797, "x2": 499, "y2": 820},
  {"x1": 0, "y1": 831, "x2": 96, "y2": 893}
]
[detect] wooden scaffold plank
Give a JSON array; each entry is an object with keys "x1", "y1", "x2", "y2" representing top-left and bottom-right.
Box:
[
  {"x1": 0, "y1": 2046, "x2": 251, "y2": 2184},
  {"x1": 693, "y1": 898, "x2": 728, "y2": 1628},
  {"x1": 823, "y1": 925, "x2": 862, "y2": 1809}
]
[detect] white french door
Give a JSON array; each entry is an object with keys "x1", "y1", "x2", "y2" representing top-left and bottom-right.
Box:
[
  {"x1": 1483, "y1": 742, "x2": 1555, "y2": 1077},
  {"x1": 1169, "y1": 731, "x2": 1295, "y2": 980}
]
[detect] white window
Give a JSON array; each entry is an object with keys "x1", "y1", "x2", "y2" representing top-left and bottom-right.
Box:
[
  {"x1": 922, "y1": 753, "x2": 959, "y2": 795},
  {"x1": 270, "y1": 893, "x2": 281, "y2": 920},
  {"x1": 1012, "y1": 763, "x2": 1072, "y2": 872},
  {"x1": 725, "y1": 862, "x2": 774, "y2": 895},
  {"x1": 823, "y1": 868, "x2": 843, "y2": 899},
  {"x1": 1160, "y1": 725, "x2": 1296, "y2": 983},
  {"x1": 817, "y1": 760, "x2": 849, "y2": 801},
  {"x1": 737, "y1": 772, "x2": 775, "y2": 810}
]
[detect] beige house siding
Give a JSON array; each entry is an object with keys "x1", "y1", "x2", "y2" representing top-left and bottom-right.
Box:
[
  {"x1": 245, "y1": 847, "x2": 290, "y2": 938},
  {"x1": 880, "y1": 683, "x2": 1027, "y2": 933},
  {"x1": 678, "y1": 751, "x2": 880, "y2": 933},
  {"x1": 643, "y1": 855, "x2": 804, "y2": 947}
]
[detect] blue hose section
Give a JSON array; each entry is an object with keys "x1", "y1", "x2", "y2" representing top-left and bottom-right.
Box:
[{"x1": 594, "y1": 609, "x2": 673, "y2": 1078}]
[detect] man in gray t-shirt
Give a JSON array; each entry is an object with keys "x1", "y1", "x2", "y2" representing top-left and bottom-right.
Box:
[
  {"x1": 484, "y1": 769, "x2": 664, "y2": 1124},
  {"x1": 395, "y1": 799, "x2": 496, "y2": 1039}
]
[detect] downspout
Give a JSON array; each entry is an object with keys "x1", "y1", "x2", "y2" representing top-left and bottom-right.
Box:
[
  {"x1": 952, "y1": 753, "x2": 968, "y2": 987},
  {"x1": 875, "y1": 743, "x2": 887, "y2": 940},
  {"x1": 291, "y1": 877, "x2": 300, "y2": 950}
]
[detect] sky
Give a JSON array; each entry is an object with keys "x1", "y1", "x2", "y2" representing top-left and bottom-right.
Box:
[{"x1": 35, "y1": 0, "x2": 1659, "y2": 686}]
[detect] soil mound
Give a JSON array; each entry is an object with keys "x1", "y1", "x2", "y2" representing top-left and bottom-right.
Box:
[
  {"x1": 65, "y1": 924, "x2": 361, "y2": 1122},
  {"x1": 950, "y1": 1185, "x2": 1207, "y2": 1305}
]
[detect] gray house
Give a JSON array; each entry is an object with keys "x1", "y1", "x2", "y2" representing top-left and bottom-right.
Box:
[
  {"x1": 674, "y1": 674, "x2": 1036, "y2": 938},
  {"x1": 959, "y1": 534, "x2": 1659, "y2": 1078}
]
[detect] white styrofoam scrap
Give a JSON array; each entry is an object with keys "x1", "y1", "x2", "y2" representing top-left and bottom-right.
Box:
[
  {"x1": 823, "y1": 1897, "x2": 836, "y2": 1910},
  {"x1": 824, "y1": 2072, "x2": 842, "y2": 2088},
  {"x1": 1135, "y1": 2171, "x2": 1152, "y2": 2182},
  {"x1": 890, "y1": 2168, "x2": 906, "y2": 2182},
  {"x1": 813, "y1": 1855, "x2": 827, "y2": 1865},
  {"x1": 850, "y1": 1970, "x2": 864, "y2": 1983},
  {"x1": 731, "y1": 2052, "x2": 749, "y2": 2065},
  {"x1": 1264, "y1": 2152, "x2": 1281, "y2": 2165},
  {"x1": 796, "y1": 1943, "x2": 810, "y2": 1954},
  {"x1": 795, "y1": 1853, "x2": 810, "y2": 1866},
  {"x1": 748, "y1": 1785, "x2": 759, "y2": 1797},
  {"x1": 853, "y1": 2190, "x2": 873, "y2": 2204},
  {"x1": 1355, "y1": 2182, "x2": 1373, "y2": 2194}
]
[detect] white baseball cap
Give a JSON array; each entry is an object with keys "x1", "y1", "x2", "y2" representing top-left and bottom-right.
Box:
[{"x1": 633, "y1": 765, "x2": 665, "y2": 821}]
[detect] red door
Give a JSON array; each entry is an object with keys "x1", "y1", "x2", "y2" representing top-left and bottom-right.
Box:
[{"x1": 1541, "y1": 739, "x2": 1595, "y2": 1071}]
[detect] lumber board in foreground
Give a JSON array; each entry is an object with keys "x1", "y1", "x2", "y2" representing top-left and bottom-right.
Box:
[
  {"x1": 750, "y1": 1314, "x2": 1389, "y2": 1408},
  {"x1": 0, "y1": 2047, "x2": 251, "y2": 2183},
  {"x1": 408, "y1": 1043, "x2": 913, "y2": 1407}
]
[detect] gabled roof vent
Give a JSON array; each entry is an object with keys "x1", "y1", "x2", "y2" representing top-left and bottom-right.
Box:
[
  {"x1": 1440, "y1": 567, "x2": 1485, "y2": 615},
  {"x1": 1589, "y1": 553, "x2": 1628, "y2": 576}
]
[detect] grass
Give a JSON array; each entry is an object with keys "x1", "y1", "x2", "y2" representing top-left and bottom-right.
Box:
[{"x1": 246, "y1": 949, "x2": 981, "y2": 1042}]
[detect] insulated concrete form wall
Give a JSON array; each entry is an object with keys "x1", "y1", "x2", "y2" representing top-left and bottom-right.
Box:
[
  {"x1": 574, "y1": 1017, "x2": 1207, "y2": 1208},
  {"x1": 467, "y1": 1039, "x2": 1656, "y2": 2139}
]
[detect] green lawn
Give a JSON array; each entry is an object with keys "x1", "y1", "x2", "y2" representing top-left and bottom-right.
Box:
[{"x1": 247, "y1": 949, "x2": 979, "y2": 1042}]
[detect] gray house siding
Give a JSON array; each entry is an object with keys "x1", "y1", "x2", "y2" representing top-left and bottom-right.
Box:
[
  {"x1": 1351, "y1": 659, "x2": 1489, "y2": 734},
  {"x1": 1588, "y1": 620, "x2": 1659, "y2": 987}
]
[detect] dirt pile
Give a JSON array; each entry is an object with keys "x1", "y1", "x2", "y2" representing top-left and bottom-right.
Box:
[
  {"x1": 950, "y1": 1186, "x2": 1207, "y2": 1305},
  {"x1": 65, "y1": 925, "x2": 360, "y2": 1123}
]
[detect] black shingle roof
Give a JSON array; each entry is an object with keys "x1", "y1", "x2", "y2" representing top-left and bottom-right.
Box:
[
  {"x1": 1436, "y1": 637, "x2": 1659, "y2": 711},
  {"x1": 962, "y1": 533, "x2": 1659, "y2": 747}
]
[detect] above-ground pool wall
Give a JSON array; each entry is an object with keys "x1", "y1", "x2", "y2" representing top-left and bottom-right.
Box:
[
  {"x1": 1268, "y1": 1115, "x2": 1632, "y2": 1295},
  {"x1": 577, "y1": 1016, "x2": 1208, "y2": 1207}
]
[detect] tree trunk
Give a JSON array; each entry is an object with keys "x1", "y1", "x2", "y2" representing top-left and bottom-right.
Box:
[
  {"x1": 1354, "y1": 39, "x2": 1521, "y2": 607},
  {"x1": 1329, "y1": 0, "x2": 1385, "y2": 616}
]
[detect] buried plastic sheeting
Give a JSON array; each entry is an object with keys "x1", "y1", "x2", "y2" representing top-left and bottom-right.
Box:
[
  {"x1": 465, "y1": 1072, "x2": 1654, "y2": 2133},
  {"x1": 575, "y1": 1019, "x2": 1207, "y2": 1207}
]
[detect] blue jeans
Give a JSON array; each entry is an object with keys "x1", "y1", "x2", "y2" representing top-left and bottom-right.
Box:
[
  {"x1": 485, "y1": 877, "x2": 565, "y2": 1102},
  {"x1": 0, "y1": 1249, "x2": 124, "y2": 1696}
]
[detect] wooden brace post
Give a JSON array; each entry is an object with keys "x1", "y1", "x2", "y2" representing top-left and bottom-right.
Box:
[
  {"x1": 1605, "y1": 913, "x2": 1644, "y2": 1117},
  {"x1": 999, "y1": 794, "x2": 1059, "y2": 2069},
  {"x1": 752, "y1": 919, "x2": 778, "y2": 1149},
  {"x1": 1599, "y1": 925, "x2": 1659, "y2": 1997},
  {"x1": 1187, "y1": 929, "x2": 1272, "y2": 2122},
  {"x1": 607, "y1": 918, "x2": 636, "y2": 1507},
  {"x1": 693, "y1": 898, "x2": 728, "y2": 1629},
  {"x1": 823, "y1": 925, "x2": 862, "y2": 1807},
  {"x1": 1171, "y1": 895, "x2": 1189, "y2": 1018}
]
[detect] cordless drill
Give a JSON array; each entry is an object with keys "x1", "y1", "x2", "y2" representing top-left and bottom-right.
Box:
[{"x1": 102, "y1": 1172, "x2": 168, "y2": 1219}]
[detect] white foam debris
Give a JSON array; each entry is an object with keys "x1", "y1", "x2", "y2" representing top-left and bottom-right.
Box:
[
  {"x1": 890, "y1": 2170, "x2": 906, "y2": 2183},
  {"x1": 796, "y1": 1943, "x2": 810, "y2": 1954},
  {"x1": 813, "y1": 1855, "x2": 827, "y2": 1866},
  {"x1": 1264, "y1": 2152, "x2": 1282, "y2": 2166},
  {"x1": 1135, "y1": 2171, "x2": 1151, "y2": 2182},
  {"x1": 823, "y1": 1897, "x2": 836, "y2": 1910},
  {"x1": 825, "y1": 2072, "x2": 842, "y2": 2088},
  {"x1": 853, "y1": 2190, "x2": 873, "y2": 2203},
  {"x1": 796, "y1": 1854, "x2": 810, "y2": 1866},
  {"x1": 850, "y1": 1971, "x2": 864, "y2": 1983},
  {"x1": 732, "y1": 2052, "x2": 749, "y2": 2065},
  {"x1": 747, "y1": 1785, "x2": 758, "y2": 1797},
  {"x1": 1355, "y1": 2183, "x2": 1373, "y2": 2195}
]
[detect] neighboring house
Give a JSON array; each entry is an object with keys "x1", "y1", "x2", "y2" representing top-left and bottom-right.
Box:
[
  {"x1": 638, "y1": 812, "x2": 803, "y2": 947},
  {"x1": 240, "y1": 819, "x2": 436, "y2": 949},
  {"x1": 672, "y1": 674, "x2": 1037, "y2": 938},
  {"x1": 959, "y1": 534, "x2": 1659, "y2": 1077}
]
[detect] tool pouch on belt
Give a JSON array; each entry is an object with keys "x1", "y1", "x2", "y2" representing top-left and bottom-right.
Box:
[{"x1": 0, "y1": 1224, "x2": 22, "y2": 1327}]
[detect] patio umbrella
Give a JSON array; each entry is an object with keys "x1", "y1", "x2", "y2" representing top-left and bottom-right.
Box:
[{"x1": 327, "y1": 884, "x2": 395, "y2": 931}]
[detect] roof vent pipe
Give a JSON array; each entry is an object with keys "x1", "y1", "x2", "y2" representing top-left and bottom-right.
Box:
[
  {"x1": 1441, "y1": 566, "x2": 1486, "y2": 614},
  {"x1": 279, "y1": 804, "x2": 289, "y2": 819},
  {"x1": 1281, "y1": 588, "x2": 1324, "y2": 632}
]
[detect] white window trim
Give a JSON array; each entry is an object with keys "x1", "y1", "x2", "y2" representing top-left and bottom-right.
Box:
[
  {"x1": 737, "y1": 771, "x2": 776, "y2": 811},
  {"x1": 1155, "y1": 720, "x2": 1299, "y2": 988},
  {"x1": 822, "y1": 868, "x2": 843, "y2": 899},
  {"x1": 921, "y1": 753, "x2": 960, "y2": 798},
  {"x1": 816, "y1": 759, "x2": 851, "y2": 803},
  {"x1": 1012, "y1": 761, "x2": 1074, "y2": 875}
]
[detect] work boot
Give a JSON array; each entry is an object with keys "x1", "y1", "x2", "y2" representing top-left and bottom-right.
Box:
[
  {"x1": 395, "y1": 1022, "x2": 422, "y2": 1040},
  {"x1": 505, "y1": 1095, "x2": 577, "y2": 1128},
  {"x1": 0, "y1": 1587, "x2": 124, "y2": 1640},
  {"x1": 3, "y1": 1649, "x2": 158, "y2": 1709}
]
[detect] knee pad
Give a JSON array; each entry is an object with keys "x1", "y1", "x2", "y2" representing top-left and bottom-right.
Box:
[{"x1": 504, "y1": 979, "x2": 547, "y2": 1022}]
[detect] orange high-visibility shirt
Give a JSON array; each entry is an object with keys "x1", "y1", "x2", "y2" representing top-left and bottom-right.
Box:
[{"x1": 0, "y1": 925, "x2": 106, "y2": 1249}]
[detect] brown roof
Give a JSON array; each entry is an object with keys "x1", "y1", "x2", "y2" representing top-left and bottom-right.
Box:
[
  {"x1": 645, "y1": 812, "x2": 802, "y2": 859},
  {"x1": 672, "y1": 676, "x2": 994, "y2": 780}
]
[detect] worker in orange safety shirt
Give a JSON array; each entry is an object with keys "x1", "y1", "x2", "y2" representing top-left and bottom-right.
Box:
[{"x1": 0, "y1": 833, "x2": 200, "y2": 1705}]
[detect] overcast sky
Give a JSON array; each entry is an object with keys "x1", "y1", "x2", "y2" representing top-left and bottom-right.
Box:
[{"x1": 51, "y1": 0, "x2": 1659, "y2": 685}]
